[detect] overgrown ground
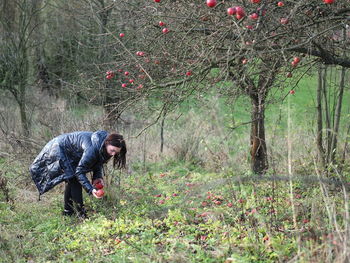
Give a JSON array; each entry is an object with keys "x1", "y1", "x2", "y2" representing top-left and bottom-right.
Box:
[{"x1": 1, "y1": 158, "x2": 349, "y2": 263}]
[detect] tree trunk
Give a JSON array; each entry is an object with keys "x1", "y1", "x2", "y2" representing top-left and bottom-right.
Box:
[
  {"x1": 322, "y1": 65, "x2": 332, "y2": 162},
  {"x1": 16, "y1": 3, "x2": 32, "y2": 136},
  {"x1": 94, "y1": 1, "x2": 119, "y2": 129},
  {"x1": 329, "y1": 66, "x2": 345, "y2": 164},
  {"x1": 329, "y1": 28, "x2": 347, "y2": 164},
  {"x1": 316, "y1": 65, "x2": 325, "y2": 169},
  {"x1": 160, "y1": 112, "x2": 165, "y2": 153},
  {"x1": 103, "y1": 82, "x2": 121, "y2": 129},
  {"x1": 18, "y1": 82, "x2": 29, "y2": 137},
  {"x1": 250, "y1": 95, "x2": 268, "y2": 175}
]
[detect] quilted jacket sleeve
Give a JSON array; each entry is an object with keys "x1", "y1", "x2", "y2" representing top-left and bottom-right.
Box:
[
  {"x1": 92, "y1": 165, "x2": 103, "y2": 181},
  {"x1": 75, "y1": 148, "x2": 98, "y2": 194}
]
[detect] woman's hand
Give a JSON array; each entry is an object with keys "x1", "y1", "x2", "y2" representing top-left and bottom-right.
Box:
[{"x1": 92, "y1": 189, "x2": 104, "y2": 199}]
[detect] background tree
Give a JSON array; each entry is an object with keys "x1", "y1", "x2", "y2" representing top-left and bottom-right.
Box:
[{"x1": 0, "y1": 0, "x2": 40, "y2": 136}]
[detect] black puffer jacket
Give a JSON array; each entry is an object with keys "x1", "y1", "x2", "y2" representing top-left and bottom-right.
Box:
[{"x1": 30, "y1": 131, "x2": 110, "y2": 195}]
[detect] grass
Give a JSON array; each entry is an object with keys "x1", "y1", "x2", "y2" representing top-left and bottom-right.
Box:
[{"x1": 0, "y1": 159, "x2": 349, "y2": 262}]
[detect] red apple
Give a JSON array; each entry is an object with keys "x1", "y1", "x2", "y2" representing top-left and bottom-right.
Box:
[
  {"x1": 121, "y1": 83, "x2": 127, "y2": 88},
  {"x1": 323, "y1": 0, "x2": 334, "y2": 3},
  {"x1": 129, "y1": 79, "x2": 134, "y2": 83},
  {"x1": 293, "y1": 57, "x2": 301, "y2": 63},
  {"x1": 137, "y1": 84, "x2": 143, "y2": 89},
  {"x1": 162, "y1": 28, "x2": 169, "y2": 34},
  {"x1": 94, "y1": 181, "x2": 104, "y2": 190},
  {"x1": 290, "y1": 90, "x2": 295, "y2": 94},
  {"x1": 95, "y1": 189, "x2": 104, "y2": 198},
  {"x1": 154, "y1": 0, "x2": 160, "y2": 2},
  {"x1": 227, "y1": 202, "x2": 233, "y2": 207},
  {"x1": 124, "y1": 71, "x2": 129, "y2": 76},
  {"x1": 291, "y1": 61, "x2": 298, "y2": 67},
  {"x1": 246, "y1": 25, "x2": 253, "y2": 30},
  {"x1": 250, "y1": 0, "x2": 260, "y2": 3},
  {"x1": 206, "y1": 0, "x2": 217, "y2": 8},
  {"x1": 242, "y1": 58, "x2": 248, "y2": 64},
  {"x1": 159, "y1": 21, "x2": 165, "y2": 26},
  {"x1": 119, "y1": 33, "x2": 125, "y2": 38},
  {"x1": 186, "y1": 71, "x2": 192, "y2": 76},
  {"x1": 136, "y1": 51, "x2": 145, "y2": 56},
  {"x1": 106, "y1": 71, "x2": 114, "y2": 79},
  {"x1": 227, "y1": 7, "x2": 236, "y2": 16},
  {"x1": 236, "y1": 14, "x2": 244, "y2": 20},
  {"x1": 235, "y1": 6, "x2": 245, "y2": 16},
  {"x1": 249, "y1": 13, "x2": 258, "y2": 20},
  {"x1": 280, "y1": 18, "x2": 289, "y2": 25},
  {"x1": 277, "y1": 1, "x2": 284, "y2": 7}
]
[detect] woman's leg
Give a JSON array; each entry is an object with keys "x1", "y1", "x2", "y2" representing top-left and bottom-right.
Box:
[
  {"x1": 63, "y1": 181, "x2": 74, "y2": 215},
  {"x1": 64, "y1": 177, "x2": 85, "y2": 217}
]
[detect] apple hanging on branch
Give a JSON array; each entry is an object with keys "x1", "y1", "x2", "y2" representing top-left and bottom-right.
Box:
[{"x1": 206, "y1": 0, "x2": 217, "y2": 8}]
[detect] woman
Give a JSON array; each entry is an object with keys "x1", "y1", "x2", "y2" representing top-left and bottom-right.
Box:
[{"x1": 29, "y1": 131, "x2": 127, "y2": 218}]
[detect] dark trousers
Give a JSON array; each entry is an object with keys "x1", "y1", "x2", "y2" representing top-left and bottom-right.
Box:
[{"x1": 64, "y1": 177, "x2": 84, "y2": 214}]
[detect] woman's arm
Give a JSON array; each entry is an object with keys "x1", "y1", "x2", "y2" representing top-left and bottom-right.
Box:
[{"x1": 75, "y1": 148, "x2": 97, "y2": 194}]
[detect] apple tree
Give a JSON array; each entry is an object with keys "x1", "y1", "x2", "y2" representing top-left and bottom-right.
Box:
[{"x1": 99, "y1": 0, "x2": 349, "y2": 174}]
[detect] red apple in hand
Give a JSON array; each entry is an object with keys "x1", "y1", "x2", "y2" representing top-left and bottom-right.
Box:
[
  {"x1": 95, "y1": 189, "x2": 104, "y2": 198},
  {"x1": 94, "y1": 181, "x2": 104, "y2": 189}
]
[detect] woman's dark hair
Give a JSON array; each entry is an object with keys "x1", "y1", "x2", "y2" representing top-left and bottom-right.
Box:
[{"x1": 104, "y1": 133, "x2": 127, "y2": 169}]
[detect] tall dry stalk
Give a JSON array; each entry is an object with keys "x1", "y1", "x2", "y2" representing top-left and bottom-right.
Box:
[{"x1": 287, "y1": 93, "x2": 301, "y2": 256}]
